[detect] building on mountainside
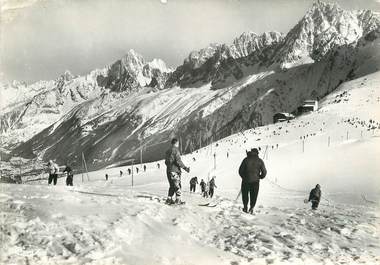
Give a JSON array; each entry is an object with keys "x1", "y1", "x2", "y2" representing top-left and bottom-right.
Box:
[
  {"x1": 273, "y1": 112, "x2": 295, "y2": 123},
  {"x1": 297, "y1": 100, "x2": 319, "y2": 114}
]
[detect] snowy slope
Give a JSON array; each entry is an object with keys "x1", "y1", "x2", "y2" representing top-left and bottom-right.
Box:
[{"x1": 1, "y1": 71, "x2": 380, "y2": 265}]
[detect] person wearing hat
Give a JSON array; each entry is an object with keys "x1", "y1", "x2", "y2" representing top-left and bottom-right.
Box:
[
  {"x1": 238, "y1": 148, "x2": 267, "y2": 213},
  {"x1": 308, "y1": 184, "x2": 321, "y2": 210},
  {"x1": 165, "y1": 138, "x2": 190, "y2": 204}
]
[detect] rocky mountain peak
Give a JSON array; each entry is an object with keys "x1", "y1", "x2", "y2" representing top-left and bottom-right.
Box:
[
  {"x1": 230, "y1": 31, "x2": 283, "y2": 58},
  {"x1": 273, "y1": 0, "x2": 380, "y2": 67},
  {"x1": 120, "y1": 49, "x2": 146, "y2": 74}
]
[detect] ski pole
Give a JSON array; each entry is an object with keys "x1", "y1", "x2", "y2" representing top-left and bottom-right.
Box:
[{"x1": 234, "y1": 189, "x2": 241, "y2": 201}]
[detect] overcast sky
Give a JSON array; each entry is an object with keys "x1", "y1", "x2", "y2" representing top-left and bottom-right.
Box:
[{"x1": 1, "y1": 0, "x2": 379, "y2": 83}]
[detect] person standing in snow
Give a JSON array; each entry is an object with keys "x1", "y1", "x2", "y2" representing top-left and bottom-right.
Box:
[
  {"x1": 200, "y1": 179, "x2": 207, "y2": 197},
  {"x1": 238, "y1": 148, "x2": 267, "y2": 213},
  {"x1": 105, "y1": 174, "x2": 109, "y2": 181},
  {"x1": 308, "y1": 184, "x2": 321, "y2": 210},
  {"x1": 120, "y1": 170, "x2": 123, "y2": 177},
  {"x1": 208, "y1": 176, "x2": 217, "y2": 198},
  {"x1": 47, "y1": 160, "x2": 59, "y2": 186},
  {"x1": 189, "y1": 177, "x2": 198, "y2": 192},
  {"x1": 165, "y1": 138, "x2": 190, "y2": 204},
  {"x1": 143, "y1": 165, "x2": 147, "y2": 172},
  {"x1": 63, "y1": 163, "x2": 74, "y2": 186}
]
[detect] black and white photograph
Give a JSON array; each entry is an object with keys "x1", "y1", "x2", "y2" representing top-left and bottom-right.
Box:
[{"x1": 0, "y1": 0, "x2": 380, "y2": 264}]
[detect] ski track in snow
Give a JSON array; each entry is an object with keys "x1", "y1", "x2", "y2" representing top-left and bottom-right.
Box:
[{"x1": 1, "y1": 183, "x2": 379, "y2": 265}]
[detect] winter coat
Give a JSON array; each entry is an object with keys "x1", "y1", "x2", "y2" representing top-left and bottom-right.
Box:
[
  {"x1": 239, "y1": 152, "x2": 267, "y2": 183},
  {"x1": 190, "y1": 177, "x2": 198, "y2": 185},
  {"x1": 209, "y1": 178, "x2": 217, "y2": 189},
  {"x1": 309, "y1": 187, "x2": 321, "y2": 203},
  {"x1": 165, "y1": 146, "x2": 186, "y2": 174},
  {"x1": 63, "y1": 166, "x2": 73, "y2": 176},
  {"x1": 48, "y1": 162, "x2": 59, "y2": 175}
]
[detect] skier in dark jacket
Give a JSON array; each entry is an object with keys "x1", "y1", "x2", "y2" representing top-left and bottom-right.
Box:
[
  {"x1": 308, "y1": 184, "x2": 321, "y2": 210},
  {"x1": 165, "y1": 138, "x2": 190, "y2": 204},
  {"x1": 238, "y1": 148, "x2": 267, "y2": 213},
  {"x1": 208, "y1": 176, "x2": 217, "y2": 198},
  {"x1": 200, "y1": 179, "x2": 207, "y2": 197},
  {"x1": 63, "y1": 164, "x2": 74, "y2": 186},
  {"x1": 189, "y1": 177, "x2": 198, "y2": 192}
]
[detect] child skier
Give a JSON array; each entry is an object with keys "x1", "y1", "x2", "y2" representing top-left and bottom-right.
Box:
[{"x1": 200, "y1": 179, "x2": 207, "y2": 197}]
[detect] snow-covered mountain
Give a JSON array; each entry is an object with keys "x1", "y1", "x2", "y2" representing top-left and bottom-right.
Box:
[
  {"x1": 1, "y1": 1, "x2": 380, "y2": 173},
  {"x1": 274, "y1": 0, "x2": 380, "y2": 68},
  {"x1": 165, "y1": 31, "x2": 284, "y2": 89},
  {"x1": 0, "y1": 50, "x2": 171, "y2": 150},
  {"x1": 97, "y1": 49, "x2": 172, "y2": 92}
]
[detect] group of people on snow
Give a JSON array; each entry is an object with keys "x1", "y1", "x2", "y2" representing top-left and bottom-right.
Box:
[
  {"x1": 189, "y1": 176, "x2": 217, "y2": 198},
  {"x1": 164, "y1": 137, "x2": 321, "y2": 211},
  {"x1": 46, "y1": 160, "x2": 74, "y2": 186}
]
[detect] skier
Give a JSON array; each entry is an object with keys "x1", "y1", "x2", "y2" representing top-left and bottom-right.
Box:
[
  {"x1": 120, "y1": 170, "x2": 123, "y2": 177},
  {"x1": 308, "y1": 184, "x2": 321, "y2": 210},
  {"x1": 128, "y1": 168, "x2": 131, "y2": 175},
  {"x1": 143, "y1": 165, "x2": 147, "y2": 172},
  {"x1": 63, "y1": 163, "x2": 74, "y2": 186},
  {"x1": 200, "y1": 179, "x2": 207, "y2": 197},
  {"x1": 189, "y1": 177, "x2": 198, "y2": 192},
  {"x1": 208, "y1": 176, "x2": 217, "y2": 198},
  {"x1": 238, "y1": 148, "x2": 267, "y2": 213},
  {"x1": 136, "y1": 167, "x2": 139, "y2": 174},
  {"x1": 157, "y1": 163, "x2": 160, "y2": 169},
  {"x1": 165, "y1": 138, "x2": 190, "y2": 204},
  {"x1": 47, "y1": 160, "x2": 59, "y2": 186},
  {"x1": 105, "y1": 174, "x2": 109, "y2": 181}
]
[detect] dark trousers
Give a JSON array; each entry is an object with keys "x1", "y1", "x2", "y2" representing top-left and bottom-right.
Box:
[
  {"x1": 190, "y1": 184, "x2": 196, "y2": 192},
  {"x1": 48, "y1": 174, "x2": 58, "y2": 185},
  {"x1": 209, "y1": 188, "x2": 215, "y2": 198},
  {"x1": 66, "y1": 175, "x2": 73, "y2": 186},
  {"x1": 311, "y1": 201, "x2": 319, "y2": 210},
  {"x1": 241, "y1": 181, "x2": 260, "y2": 209}
]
